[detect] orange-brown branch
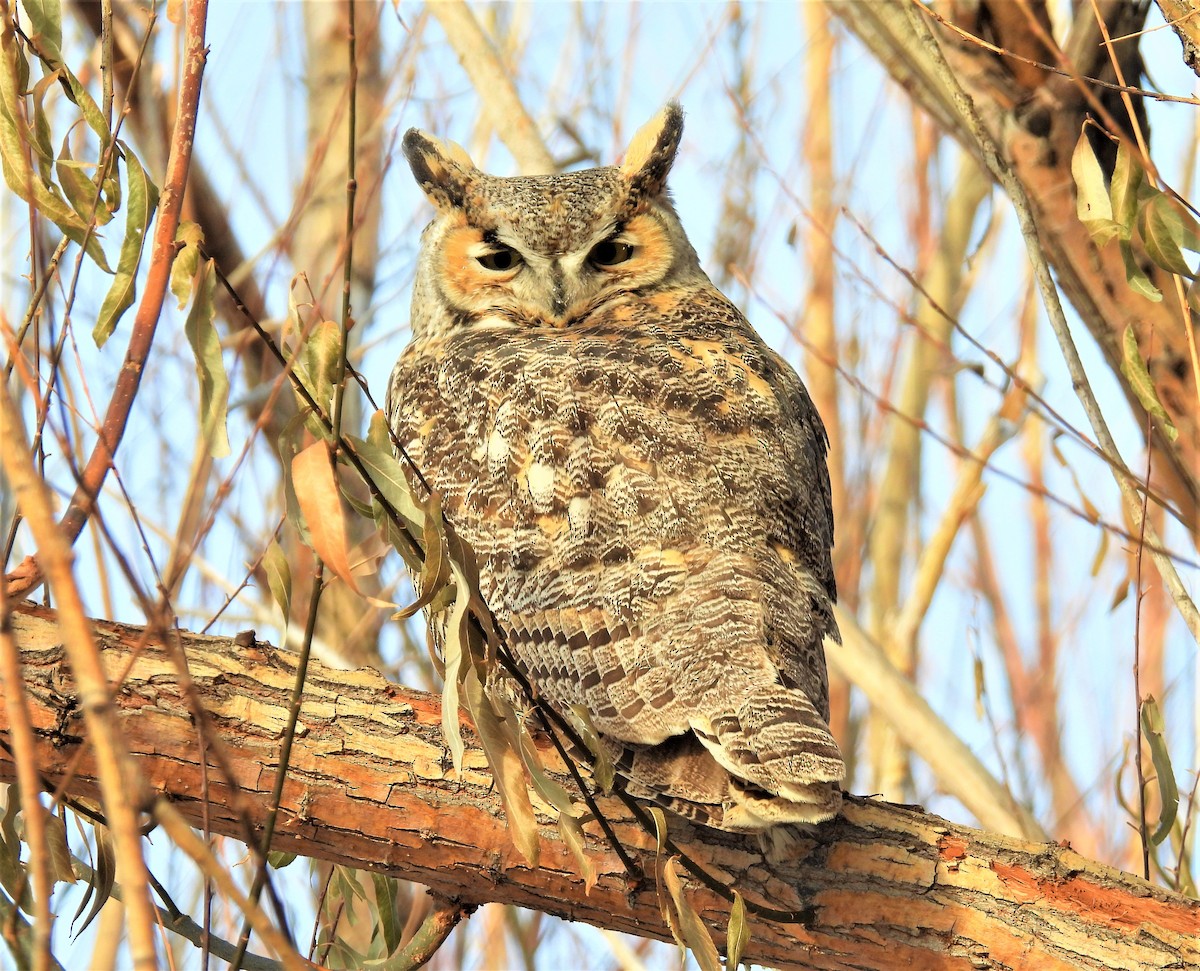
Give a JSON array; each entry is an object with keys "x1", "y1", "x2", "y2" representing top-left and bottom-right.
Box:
[{"x1": 2, "y1": 602, "x2": 1195, "y2": 970}]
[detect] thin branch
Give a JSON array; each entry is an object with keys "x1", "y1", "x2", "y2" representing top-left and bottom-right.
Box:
[
  {"x1": 0, "y1": 583, "x2": 51, "y2": 971},
  {"x1": 429, "y1": 2, "x2": 556, "y2": 175},
  {"x1": 0, "y1": 360, "x2": 158, "y2": 969},
  {"x1": 16, "y1": 0, "x2": 213, "y2": 594},
  {"x1": 151, "y1": 802, "x2": 305, "y2": 971},
  {"x1": 390, "y1": 894, "x2": 468, "y2": 971},
  {"x1": 67, "y1": 858, "x2": 281, "y2": 971},
  {"x1": 904, "y1": 0, "x2": 1200, "y2": 643},
  {"x1": 830, "y1": 606, "x2": 1048, "y2": 842}
]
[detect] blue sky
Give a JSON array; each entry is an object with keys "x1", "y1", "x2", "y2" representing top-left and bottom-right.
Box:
[{"x1": 3, "y1": 2, "x2": 1198, "y2": 966}]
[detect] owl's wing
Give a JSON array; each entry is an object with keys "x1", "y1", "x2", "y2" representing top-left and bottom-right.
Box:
[
  {"x1": 759, "y1": 347, "x2": 840, "y2": 721},
  {"x1": 387, "y1": 312, "x2": 844, "y2": 831}
]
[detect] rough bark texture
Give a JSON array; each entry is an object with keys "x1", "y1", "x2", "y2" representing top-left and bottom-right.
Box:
[{"x1": 1, "y1": 602, "x2": 1196, "y2": 970}]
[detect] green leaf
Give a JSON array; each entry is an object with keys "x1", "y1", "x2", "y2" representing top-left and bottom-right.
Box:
[
  {"x1": 972, "y1": 655, "x2": 985, "y2": 720},
  {"x1": 516, "y1": 719, "x2": 575, "y2": 815},
  {"x1": 23, "y1": 1, "x2": 63, "y2": 63},
  {"x1": 1120, "y1": 239, "x2": 1162, "y2": 302},
  {"x1": 266, "y1": 850, "x2": 296, "y2": 869},
  {"x1": 182, "y1": 259, "x2": 230, "y2": 456},
  {"x1": 1139, "y1": 194, "x2": 1195, "y2": 278},
  {"x1": 0, "y1": 31, "x2": 110, "y2": 270},
  {"x1": 60, "y1": 64, "x2": 111, "y2": 148},
  {"x1": 348, "y1": 423, "x2": 428, "y2": 537},
  {"x1": 392, "y1": 489, "x2": 447, "y2": 620},
  {"x1": 277, "y1": 411, "x2": 313, "y2": 548},
  {"x1": 1188, "y1": 276, "x2": 1200, "y2": 317},
  {"x1": 29, "y1": 70, "x2": 58, "y2": 181},
  {"x1": 56, "y1": 134, "x2": 112, "y2": 227},
  {"x1": 726, "y1": 891, "x2": 749, "y2": 971},
  {"x1": 464, "y1": 666, "x2": 540, "y2": 865},
  {"x1": 370, "y1": 872, "x2": 404, "y2": 957},
  {"x1": 262, "y1": 538, "x2": 291, "y2": 627},
  {"x1": 1109, "y1": 139, "x2": 1142, "y2": 241},
  {"x1": 330, "y1": 866, "x2": 367, "y2": 929},
  {"x1": 170, "y1": 221, "x2": 205, "y2": 308},
  {"x1": 1120, "y1": 324, "x2": 1177, "y2": 441},
  {"x1": 1072, "y1": 129, "x2": 1118, "y2": 245},
  {"x1": 1139, "y1": 696, "x2": 1179, "y2": 847},
  {"x1": 293, "y1": 318, "x2": 341, "y2": 416},
  {"x1": 94, "y1": 142, "x2": 159, "y2": 344}
]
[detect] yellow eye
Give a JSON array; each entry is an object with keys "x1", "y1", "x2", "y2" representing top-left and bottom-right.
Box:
[
  {"x1": 476, "y1": 246, "x2": 523, "y2": 271},
  {"x1": 589, "y1": 238, "x2": 634, "y2": 267}
]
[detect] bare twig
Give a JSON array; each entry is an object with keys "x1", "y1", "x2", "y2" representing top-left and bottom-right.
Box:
[
  {"x1": 391, "y1": 894, "x2": 468, "y2": 971},
  {"x1": 829, "y1": 605, "x2": 1047, "y2": 841},
  {"x1": 0, "y1": 581, "x2": 52, "y2": 971},
  {"x1": 0, "y1": 363, "x2": 158, "y2": 969},
  {"x1": 151, "y1": 802, "x2": 305, "y2": 971},
  {"x1": 15, "y1": 0, "x2": 213, "y2": 594},
  {"x1": 904, "y1": 0, "x2": 1200, "y2": 642},
  {"x1": 429, "y1": 2, "x2": 556, "y2": 175}
]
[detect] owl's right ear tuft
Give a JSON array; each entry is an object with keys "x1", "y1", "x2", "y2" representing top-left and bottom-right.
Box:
[
  {"x1": 403, "y1": 129, "x2": 477, "y2": 209},
  {"x1": 620, "y1": 102, "x2": 684, "y2": 199}
]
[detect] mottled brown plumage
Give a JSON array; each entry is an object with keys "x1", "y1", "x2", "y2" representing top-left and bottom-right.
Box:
[{"x1": 387, "y1": 104, "x2": 844, "y2": 831}]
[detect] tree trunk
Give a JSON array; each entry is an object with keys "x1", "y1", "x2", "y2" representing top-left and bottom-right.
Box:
[{"x1": 2, "y1": 602, "x2": 1196, "y2": 970}]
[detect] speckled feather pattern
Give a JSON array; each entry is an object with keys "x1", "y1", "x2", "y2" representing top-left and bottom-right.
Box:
[{"x1": 387, "y1": 106, "x2": 844, "y2": 830}]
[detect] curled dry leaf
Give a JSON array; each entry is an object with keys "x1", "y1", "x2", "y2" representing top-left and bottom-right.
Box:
[{"x1": 291, "y1": 440, "x2": 360, "y2": 593}]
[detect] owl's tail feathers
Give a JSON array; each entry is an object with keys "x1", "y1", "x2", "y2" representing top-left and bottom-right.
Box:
[
  {"x1": 616, "y1": 725, "x2": 841, "y2": 833},
  {"x1": 693, "y1": 683, "x2": 845, "y2": 827}
]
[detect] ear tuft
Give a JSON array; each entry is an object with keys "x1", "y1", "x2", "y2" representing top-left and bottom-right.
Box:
[
  {"x1": 402, "y1": 129, "x2": 477, "y2": 208},
  {"x1": 620, "y1": 102, "x2": 684, "y2": 198}
]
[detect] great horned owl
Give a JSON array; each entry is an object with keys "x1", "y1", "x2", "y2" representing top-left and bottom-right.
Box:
[{"x1": 386, "y1": 104, "x2": 844, "y2": 832}]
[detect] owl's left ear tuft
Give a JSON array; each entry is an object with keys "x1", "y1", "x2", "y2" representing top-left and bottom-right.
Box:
[
  {"x1": 403, "y1": 129, "x2": 477, "y2": 209},
  {"x1": 620, "y1": 102, "x2": 684, "y2": 199}
]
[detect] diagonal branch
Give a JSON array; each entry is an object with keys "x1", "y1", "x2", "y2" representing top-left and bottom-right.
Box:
[
  {"x1": 6, "y1": 0, "x2": 211, "y2": 601},
  {"x1": 3, "y1": 602, "x2": 1195, "y2": 971}
]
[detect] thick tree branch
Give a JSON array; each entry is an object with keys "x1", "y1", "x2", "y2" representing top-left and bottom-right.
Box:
[{"x1": 2, "y1": 603, "x2": 1196, "y2": 970}]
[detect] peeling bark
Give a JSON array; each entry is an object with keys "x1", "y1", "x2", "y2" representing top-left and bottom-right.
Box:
[{"x1": 1, "y1": 603, "x2": 1195, "y2": 970}]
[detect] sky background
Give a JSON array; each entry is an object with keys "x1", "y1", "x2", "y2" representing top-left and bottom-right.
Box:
[{"x1": 2, "y1": 2, "x2": 1198, "y2": 967}]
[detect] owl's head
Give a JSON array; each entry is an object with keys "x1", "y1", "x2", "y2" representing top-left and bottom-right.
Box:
[{"x1": 403, "y1": 103, "x2": 704, "y2": 336}]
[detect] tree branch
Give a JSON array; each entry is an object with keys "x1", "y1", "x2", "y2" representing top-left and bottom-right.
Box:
[
  {"x1": 830, "y1": 0, "x2": 1200, "y2": 529},
  {"x1": 2, "y1": 602, "x2": 1195, "y2": 970}
]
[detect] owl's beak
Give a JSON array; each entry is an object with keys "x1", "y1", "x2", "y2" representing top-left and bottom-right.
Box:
[{"x1": 549, "y1": 262, "x2": 567, "y2": 319}]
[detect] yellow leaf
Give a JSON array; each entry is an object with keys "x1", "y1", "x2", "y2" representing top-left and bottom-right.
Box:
[
  {"x1": 726, "y1": 891, "x2": 749, "y2": 971},
  {"x1": 557, "y1": 813, "x2": 597, "y2": 892},
  {"x1": 1071, "y1": 129, "x2": 1118, "y2": 245},
  {"x1": 663, "y1": 858, "x2": 721, "y2": 971},
  {"x1": 464, "y1": 668, "x2": 539, "y2": 865},
  {"x1": 1120, "y1": 325, "x2": 1177, "y2": 440}
]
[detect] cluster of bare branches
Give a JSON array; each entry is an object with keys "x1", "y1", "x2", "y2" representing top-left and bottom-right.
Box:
[{"x1": 0, "y1": 1, "x2": 1198, "y2": 968}]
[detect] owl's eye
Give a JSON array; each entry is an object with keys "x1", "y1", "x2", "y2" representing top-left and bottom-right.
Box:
[
  {"x1": 476, "y1": 246, "x2": 523, "y2": 272},
  {"x1": 588, "y1": 238, "x2": 634, "y2": 267}
]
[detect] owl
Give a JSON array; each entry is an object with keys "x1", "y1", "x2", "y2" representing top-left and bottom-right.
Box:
[{"x1": 386, "y1": 104, "x2": 844, "y2": 833}]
